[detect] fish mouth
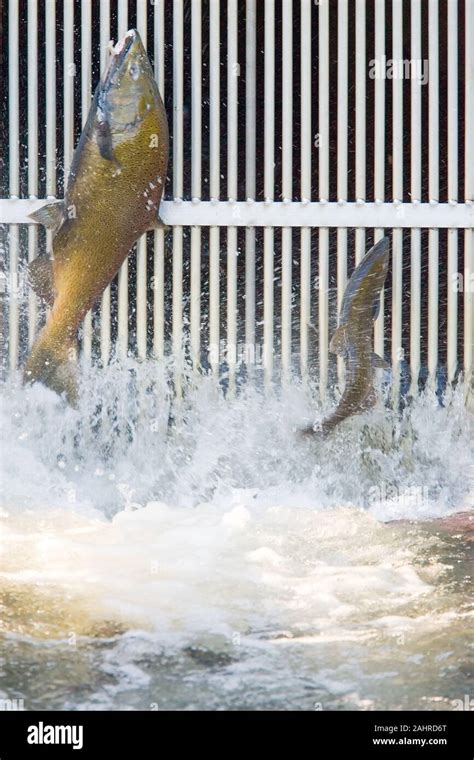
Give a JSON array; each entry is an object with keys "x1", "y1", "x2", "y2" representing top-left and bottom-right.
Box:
[
  {"x1": 101, "y1": 29, "x2": 144, "y2": 86},
  {"x1": 111, "y1": 29, "x2": 138, "y2": 65}
]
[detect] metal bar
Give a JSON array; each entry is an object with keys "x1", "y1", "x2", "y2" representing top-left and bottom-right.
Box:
[
  {"x1": 354, "y1": 0, "x2": 366, "y2": 263},
  {"x1": 45, "y1": 0, "x2": 56, "y2": 200},
  {"x1": 153, "y1": 0, "x2": 166, "y2": 360},
  {"x1": 336, "y1": 0, "x2": 348, "y2": 386},
  {"x1": 63, "y1": 0, "x2": 75, "y2": 182},
  {"x1": 227, "y1": 0, "x2": 239, "y2": 390},
  {"x1": 8, "y1": 0, "x2": 19, "y2": 371},
  {"x1": 100, "y1": 0, "x2": 111, "y2": 364},
  {"x1": 447, "y1": 0, "x2": 458, "y2": 384},
  {"x1": 318, "y1": 0, "x2": 329, "y2": 400},
  {"x1": 245, "y1": 0, "x2": 256, "y2": 371},
  {"x1": 136, "y1": 2, "x2": 148, "y2": 360},
  {"x1": 81, "y1": 0, "x2": 93, "y2": 361},
  {"x1": 428, "y1": 0, "x2": 439, "y2": 385},
  {"x1": 300, "y1": 0, "x2": 311, "y2": 381},
  {"x1": 190, "y1": 0, "x2": 202, "y2": 369},
  {"x1": 281, "y1": 0, "x2": 293, "y2": 380},
  {"x1": 172, "y1": 0, "x2": 184, "y2": 383},
  {"x1": 465, "y1": 0, "x2": 474, "y2": 393},
  {"x1": 391, "y1": 0, "x2": 403, "y2": 398},
  {"x1": 209, "y1": 0, "x2": 220, "y2": 374},
  {"x1": 373, "y1": 0, "x2": 385, "y2": 358},
  {"x1": 8, "y1": 199, "x2": 474, "y2": 228},
  {"x1": 410, "y1": 0, "x2": 422, "y2": 394},
  {"x1": 27, "y1": 0, "x2": 38, "y2": 348},
  {"x1": 117, "y1": 0, "x2": 129, "y2": 358},
  {"x1": 263, "y1": 0, "x2": 275, "y2": 384}
]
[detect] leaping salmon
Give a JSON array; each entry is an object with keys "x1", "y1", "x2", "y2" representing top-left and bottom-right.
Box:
[
  {"x1": 24, "y1": 29, "x2": 169, "y2": 404},
  {"x1": 302, "y1": 237, "x2": 391, "y2": 437}
]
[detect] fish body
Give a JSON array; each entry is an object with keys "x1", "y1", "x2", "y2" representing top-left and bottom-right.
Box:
[
  {"x1": 24, "y1": 30, "x2": 169, "y2": 403},
  {"x1": 303, "y1": 237, "x2": 390, "y2": 436}
]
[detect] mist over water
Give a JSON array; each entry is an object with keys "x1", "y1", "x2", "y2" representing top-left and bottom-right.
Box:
[{"x1": 0, "y1": 361, "x2": 472, "y2": 710}]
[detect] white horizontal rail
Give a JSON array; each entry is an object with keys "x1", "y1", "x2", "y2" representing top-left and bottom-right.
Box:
[{"x1": 2, "y1": 199, "x2": 474, "y2": 229}]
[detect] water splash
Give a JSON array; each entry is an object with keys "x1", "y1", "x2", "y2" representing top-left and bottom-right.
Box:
[{"x1": 0, "y1": 361, "x2": 472, "y2": 709}]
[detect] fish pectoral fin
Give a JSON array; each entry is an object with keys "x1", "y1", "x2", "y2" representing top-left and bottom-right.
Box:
[
  {"x1": 28, "y1": 255, "x2": 56, "y2": 306},
  {"x1": 371, "y1": 352, "x2": 390, "y2": 369},
  {"x1": 329, "y1": 325, "x2": 347, "y2": 356},
  {"x1": 28, "y1": 201, "x2": 66, "y2": 234},
  {"x1": 372, "y1": 295, "x2": 381, "y2": 321},
  {"x1": 150, "y1": 214, "x2": 169, "y2": 232}
]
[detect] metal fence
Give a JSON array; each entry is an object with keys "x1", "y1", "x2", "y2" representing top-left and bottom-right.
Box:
[{"x1": 0, "y1": 0, "x2": 473, "y2": 399}]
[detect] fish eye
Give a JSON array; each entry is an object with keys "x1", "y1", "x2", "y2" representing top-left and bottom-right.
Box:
[{"x1": 129, "y1": 63, "x2": 140, "y2": 80}]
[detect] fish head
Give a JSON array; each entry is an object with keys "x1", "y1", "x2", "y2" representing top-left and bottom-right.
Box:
[
  {"x1": 341, "y1": 237, "x2": 390, "y2": 329},
  {"x1": 99, "y1": 29, "x2": 160, "y2": 136}
]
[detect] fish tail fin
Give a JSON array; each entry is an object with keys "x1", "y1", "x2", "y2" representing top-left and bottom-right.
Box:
[{"x1": 23, "y1": 333, "x2": 78, "y2": 406}]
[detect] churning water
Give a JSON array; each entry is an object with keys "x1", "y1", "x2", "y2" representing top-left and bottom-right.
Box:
[{"x1": 0, "y1": 361, "x2": 472, "y2": 710}]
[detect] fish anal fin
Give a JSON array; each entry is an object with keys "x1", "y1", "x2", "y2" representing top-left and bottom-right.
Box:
[
  {"x1": 360, "y1": 387, "x2": 378, "y2": 410},
  {"x1": 28, "y1": 256, "x2": 55, "y2": 306},
  {"x1": 371, "y1": 352, "x2": 390, "y2": 369},
  {"x1": 28, "y1": 201, "x2": 66, "y2": 235},
  {"x1": 329, "y1": 325, "x2": 347, "y2": 356}
]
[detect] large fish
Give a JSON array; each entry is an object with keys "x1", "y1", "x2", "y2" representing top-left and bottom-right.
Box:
[
  {"x1": 302, "y1": 237, "x2": 390, "y2": 437},
  {"x1": 24, "y1": 29, "x2": 169, "y2": 404}
]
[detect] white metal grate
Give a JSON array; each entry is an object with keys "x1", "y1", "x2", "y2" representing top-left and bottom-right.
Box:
[{"x1": 1, "y1": 0, "x2": 473, "y2": 399}]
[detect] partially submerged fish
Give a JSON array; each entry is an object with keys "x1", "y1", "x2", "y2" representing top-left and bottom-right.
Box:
[
  {"x1": 24, "y1": 29, "x2": 169, "y2": 403},
  {"x1": 302, "y1": 237, "x2": 390, "y2": 437}
]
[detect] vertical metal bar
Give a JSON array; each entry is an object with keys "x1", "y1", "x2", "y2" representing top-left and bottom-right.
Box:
[
  {"x1": 300, "y1": 0, "x2": 311, "y2": 382},
  {"x1": 336, "y1": 0, "x2": 348, "y2": 386},
  {"x1": 245, "y1": 0, "x2": 256, "y2": 372},
  {"x1": 100, "y1": 0, "x2": 111, "y2": 364},
  {"x1": 465, "y1": 0, "x2": 474, "y2": 395},
  {"x1": 410, "y1": 0, "x2": 421, "y2": 394},
  {"x1": 227, "y1": 0, "x2": 239, "y2": 391},
  {"x1": 373, "y1": 0, "x2": 385, "y2": 359},
  {"x1": 44, "y1": 0, "x2": 56, "y2": 321},
  {"x1": 117, "y1": 0, "x2": 129, "y2": 358},
  {"x1": 447, "y1": 0, "x2": 458, "y2": 384},
  {"x1": 153, "y1": 0, "x2": 166, "y2": 360},
  {"x1": 281, "y1": 0, "x2": 293, "y2": 381},
  {"x1": 428, "y1": 0, "x2": 439, "y2": 386},
  {"x1": 8, "y1": 0, "x2": 19, "y2": 371},
  {"x1": 173, "y1": 0, "x2": 184, "y2": 387},
  {"x1": 190, "y1": 0, "x2": 202, "y2": 369},
  {"x1": 45, "y1": 0, "x2": 56, "y2": 202},
  {"x1": 63, "y1": 0, "x2": 75, "y2": 182},
  {"x1": 136, "y1": 2, "x2": 148, "y2": 360},
  {"x1": 318, "y1": 0, "x2": 329, "y2": 400},
  {"x1": 354, "y1": 0, "x2": 365, "y2": 264},
  {"x1": 391, "y1": 0, "x2": 403, "y2": 399},
  {"x1": 81, "y1": 0, "x2": 93, "y2": 361},
  {"x1": 263, "y1": 0, "x2": 275, "y2": 385},
  {"x1": 27, "y1": 0, "x2": 38, "y2": 348},
  {"x1": 209, "y1": 0, "x2": 220, "y2": 374}
]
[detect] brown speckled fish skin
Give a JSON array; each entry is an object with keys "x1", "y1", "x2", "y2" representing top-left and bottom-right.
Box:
[
  {"x1": 24, "y1": 29, "x2": 168, "y2": 404},
  {"x1": 302, "y1": 237, "x2": 390, "y2": 437}
]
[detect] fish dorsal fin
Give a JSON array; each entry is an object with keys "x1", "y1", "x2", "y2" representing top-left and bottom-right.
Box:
[
  {"x1": 371, "y1": 352, "x2": 390, "y2": 369},
  {"x1": 28, "y1": 255, "x2": 55, "y2": 306},
  {"x1": 28, "y1": 201, "x2": 66, "y2": 235},
  {"x1": 329, "y1": 325, "x2": 348, "y2": 356}
]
